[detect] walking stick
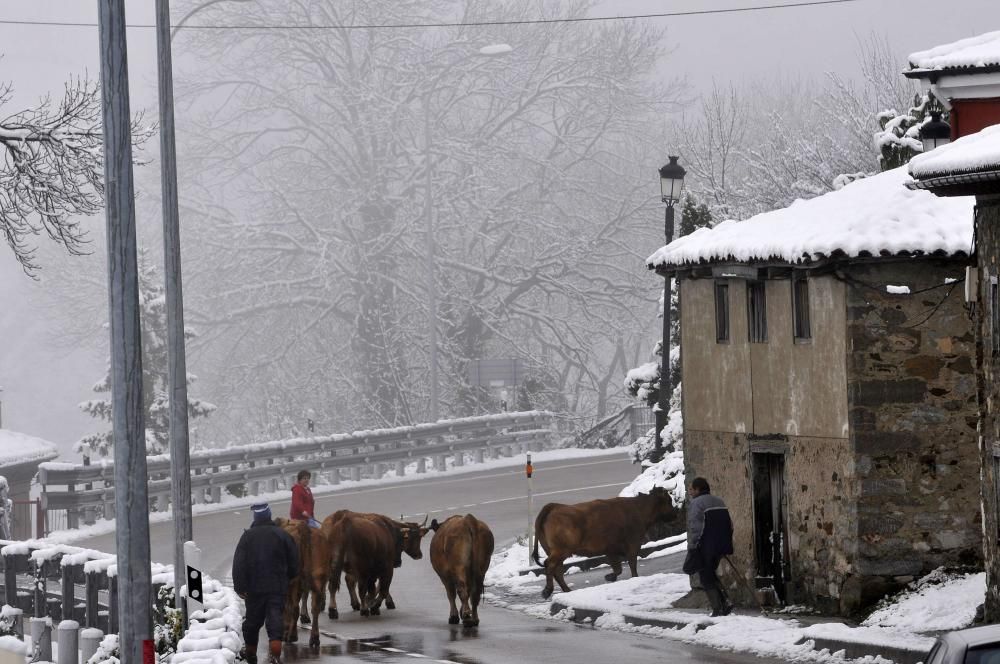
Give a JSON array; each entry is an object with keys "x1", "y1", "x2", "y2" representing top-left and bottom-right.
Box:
[{"x1": 723, "y1": 556, "x2": 769, "y2": 617}]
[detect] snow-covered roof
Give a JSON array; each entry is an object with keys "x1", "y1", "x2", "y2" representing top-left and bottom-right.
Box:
[
  {"x1": 0, "y1": 430, "x2": 59, "y2": 468},
  {"x1": 647, "y1": 167, "x2": 974, "y2": 270},
  {"x1": 907, "y1": 30, "x2": 1000, "y2": 73},
  {"x1": 909, "y1": 124, "x2": 1000, "y2": 179}
]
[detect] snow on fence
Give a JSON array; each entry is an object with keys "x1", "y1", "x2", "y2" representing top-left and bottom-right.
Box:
[
  {"x1": 0, "y1": 539, "x2": 242, "y2": 663},
  {"x1": 39, "y1": 411, "x2": 555, "y2": 530}
]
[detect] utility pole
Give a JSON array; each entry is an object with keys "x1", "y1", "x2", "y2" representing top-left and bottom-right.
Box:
[
  {"x1": 96, "y1": 2, "x2": 153, "y2": 662},
  {"x1": 424, "y1": 93, "x2": 439, "y2": 422},
  {"x1": 155, "y1": 0, "x2": 194, "y2": 617}
]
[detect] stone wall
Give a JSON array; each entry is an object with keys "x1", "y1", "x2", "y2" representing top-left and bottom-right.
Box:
[
  {"x1": 845, "y1": 260, "x2": 981, "y2": 609},
  {"x1": 685, "y1": 430, "x2": 856, "y2": 613},
  {"x1": 975, "y1": 200, "x2": 1000, "y2": 621}
]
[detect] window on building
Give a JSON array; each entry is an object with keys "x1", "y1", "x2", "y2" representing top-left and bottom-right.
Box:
[
  {"x1": 715, "y1": 282, "x2": 730, "y2": 343},
  {"x1": 792, "y1": 273, "x2": 811, "y2": 342},
  {"x1": 747, "y1": 281, "x2": 767, "y2": 343},
  {"x1": 992, "y1": 275, "x2": 999, "y2": 356}
]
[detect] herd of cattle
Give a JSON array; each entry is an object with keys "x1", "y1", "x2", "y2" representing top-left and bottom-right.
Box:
[{"x1": 272, "y1": 486, "x2": 682, "y2": 648}]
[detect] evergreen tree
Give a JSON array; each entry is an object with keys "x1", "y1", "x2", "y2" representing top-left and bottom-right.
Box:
[
  {"x1": 76, "y1": 253, "x2": 216, "y2": 458},
  {"x1": 875, "y1": 93, "x2": 947, "y2": 171},
  {"x1": 679, "y1": 194, "x2": 713, "y2": 238}
]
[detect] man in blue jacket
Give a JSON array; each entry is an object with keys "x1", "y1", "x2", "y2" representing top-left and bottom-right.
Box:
[
  {"x1": 233, "y1": 503, "x2": 299, "y2": 664},
  {"x1": 685, "y1": 477, "x2": 734, "y2": 617}
]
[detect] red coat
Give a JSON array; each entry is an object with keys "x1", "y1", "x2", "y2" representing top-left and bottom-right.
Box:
[{"x1": 290, "y1": 483, "x2": 314, "y2": 520}]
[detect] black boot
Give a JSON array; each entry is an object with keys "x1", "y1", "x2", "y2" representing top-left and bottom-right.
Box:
[
  {"x1": 241, "y1": 647, "x2": 258, "y2": 664},
  {"x1": 706, "y1": 588, "x2": 732, "y2": 617}
]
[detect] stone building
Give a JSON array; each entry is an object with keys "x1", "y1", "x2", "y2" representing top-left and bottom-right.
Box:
[
  {"x1": 905, "y1": 30, "x2": 1000, "y2": 621},
  {"x1": 648, "y1": 166, "x2": 979, "y2": 616}
]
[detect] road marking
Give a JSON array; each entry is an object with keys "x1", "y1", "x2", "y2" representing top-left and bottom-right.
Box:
[
  {"x1": 348, "y1": 637, "x2": 458, "y2": 662},
  {"x1": 403, "y1": 481, "x2": 627, "y2": 518}
]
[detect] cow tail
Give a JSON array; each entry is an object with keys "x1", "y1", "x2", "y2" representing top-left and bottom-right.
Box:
[
  {"x1": 532, "y1": 504, "x2": 555, "y2": 567},
  {"x1": 464, "y1": 515, "x2": 479, "y2": 591}
]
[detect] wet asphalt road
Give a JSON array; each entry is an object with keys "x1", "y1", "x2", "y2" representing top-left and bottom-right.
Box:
[{"x1": 77, "y1": 455, "x2": 782, "y2": 664}]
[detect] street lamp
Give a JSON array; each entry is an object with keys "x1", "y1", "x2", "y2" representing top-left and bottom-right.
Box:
[
  {"x1": 654, "y1": 156, "x2": 685, "y2": 460},
  {"x1": 920, "y1": 111, "x2": 951, "y2": 153}
]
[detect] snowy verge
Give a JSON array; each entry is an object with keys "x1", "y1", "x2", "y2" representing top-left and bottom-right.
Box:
[
  {"x1": 486, "y1": 541, "x2": 980, "y2": 663},
  {"x1": 44, "y1": 446, "x2": 630, "y2": 545}
]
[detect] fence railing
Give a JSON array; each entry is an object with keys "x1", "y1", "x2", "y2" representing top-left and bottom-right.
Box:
[{"x1": 39, "y1": 411, "x2": 556, "y2": 530}]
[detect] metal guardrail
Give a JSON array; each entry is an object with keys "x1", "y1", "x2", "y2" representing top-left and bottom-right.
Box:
[
  {"x1": 39, "y1": 411, "x2": 555, "y2": 530},
  {"x1": 518, "y1": 533, "x2": 687, "y2": 576}
]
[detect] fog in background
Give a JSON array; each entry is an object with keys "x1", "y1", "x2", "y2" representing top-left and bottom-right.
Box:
[{"x1": 0, "y1": 0, "x2": 994, "y2": 459}]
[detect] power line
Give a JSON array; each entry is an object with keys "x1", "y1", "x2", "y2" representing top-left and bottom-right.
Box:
[{"x1": 0, "y1": 0, "x2": 863, "y2": 32}]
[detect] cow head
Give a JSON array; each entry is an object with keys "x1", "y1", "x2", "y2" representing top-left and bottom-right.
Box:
[
  {"x1": 398, "y1": 515, "x2": 431, "y2": 561},
  {"x1": 648, "y1": 486, "x2": 682, "y2": 526}
]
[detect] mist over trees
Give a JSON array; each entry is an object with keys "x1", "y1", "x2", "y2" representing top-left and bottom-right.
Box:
[{"x1": 170, "y1": 0, "x2": 682, "y2": 441}]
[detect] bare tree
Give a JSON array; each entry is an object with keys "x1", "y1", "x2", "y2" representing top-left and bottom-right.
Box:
[{"x1": 170, "y1": 0, "x2": 680, "y2": 438}]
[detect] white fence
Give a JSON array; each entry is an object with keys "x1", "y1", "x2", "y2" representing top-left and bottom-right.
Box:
[{"x1": 39, "y1": 411, "x2": 555, "y2": 530}]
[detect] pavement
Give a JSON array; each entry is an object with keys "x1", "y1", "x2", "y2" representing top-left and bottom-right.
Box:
[{"x1": 502, "y1": 551, "x2": 934, "y2": 664}]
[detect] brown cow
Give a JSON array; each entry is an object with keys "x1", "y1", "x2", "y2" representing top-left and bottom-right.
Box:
[
  {"x1": 532, "y1": 486, "x2": 681, "y2": 599},
  {"x1": 429, "y1": 514, "x2": 494, "y2": 626},
  {"x1": 326, "y1": 513, "x2": 400, "y2": 617},
  {"x1": 274, "y1": 518, "x2": 330, "y2": 647},
  {"x1": 321, "y1": 510, "x2": 428, "y2": 619}
]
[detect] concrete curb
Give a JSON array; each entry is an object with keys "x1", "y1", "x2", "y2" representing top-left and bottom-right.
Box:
[{"x1": 550, "y1": 601, "x2": 932, "y2": 664}]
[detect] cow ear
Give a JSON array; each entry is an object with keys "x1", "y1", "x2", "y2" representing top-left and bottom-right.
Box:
[
  {"x1": 401, "y1": 529, "x2": 410, "y2": 540},
  {"x1": 430, "y1": 519, "x2": 440, "y2": 532}
]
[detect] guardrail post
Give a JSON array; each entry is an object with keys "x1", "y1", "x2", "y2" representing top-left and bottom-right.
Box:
[
  {"x1": 475, "y1": 449, "x2": 485, "y2": 464},
  {"x1": 33, "y1": 558, "x2": 47, "y2": 619},
  {"x1": 3, "y1": 607, "x2": 22, "y2": 638},
  {"x1": 66, "y1": 480, "x2": 79, "y2": 530},
  {"x1": 83, "y1": 506, "x2": 97, "y2": 526},
  {"x1": 84, "y1": 571, "x2": 100, "y2": 629},
  {"x1": 29, "y1": 616, "x2": 52, "y2": 661},
  {"x1": 2, "y1": 551, "x2": 18, "y2": 611},
  {"x1": 62, "y1": 563, "x2": 82, "y2": 623},
  {"x1": 108, "y1": 574, "x2": 118, "y2": 633},
  {"x1": 57, "y1": 620, "x2": 79, "y2": 664},
  {"x1": 351, "y1": 467, "x2": 361, "y2": 482},
  {"x1": 395, "y1": 461, "x2": 405, "y2": 477},
  {"x1": 211, "y1": 484, "x2": 222, "y2": 503},
  {"x1": 329, "y1": 470, "x2": 340, "y2": 486},
  {"x1": 434, "y1": 455, "x2": 446, "y2": 471},
  {"x1": 416, "y1": 458, "x2": 426, "y2": 474},
  {"x1": 80, "y1": 628, "x2": 103, "y2": 662},
  {"x1": 453, "y1": 452, "x2": 464, "y2": 467}
]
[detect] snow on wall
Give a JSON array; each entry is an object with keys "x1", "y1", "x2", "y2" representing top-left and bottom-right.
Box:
[
  {"x1": 0, "y1": 430, "x2": 59, "y2": 467},
  {"x1": 909, "y1": 123, "x2": 1000, "y2": 179},
  {"x1": 908, "y1": 30, "x2": 1000, "y2": 71},
  {"x1": 647, "y1": 167, "x2": 973, "y2": 269}
]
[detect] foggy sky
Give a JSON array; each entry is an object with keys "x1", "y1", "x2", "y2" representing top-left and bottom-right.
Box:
[{"x1": 0, "y1": 0, "x2": 996, "y2": 456}]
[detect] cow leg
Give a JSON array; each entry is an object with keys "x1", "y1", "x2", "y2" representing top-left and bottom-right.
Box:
[
  {"x1": 471, "y1": 577, "x2": 485, "y2": 626},
  {"x1": 385, "y1": 591, "x2": 396, "y2": 610},
  {"x1": 553, "y1": 561, "x2": 572, "y2": 594},
  {"x1": 445, "y1": 582, "x2": 460, "y2": 625},
  {"x1": 299, "y1": 584, "x2": 310, "y2": 625},
  {"x1": 347, "y1": 573, "x2": 362, "y2": 611},
  {"x1": 327, "y1": 572, "x2": 340, "y2": 620},
  {"x1": 604, "y1": 557, "x2": 623, "y2": 583},
  {"x1": 371, "y1": 570, "x2": 392, "y2": 616},
  {"x1": 309, "y1": 579, "x2": 323, "y2": 648},
  {"x1": 283, "y1": 582, "x2": 299, "y2": 643},
  {"x1": 628, "y1": 554, "x2": 639, "y2": 578},
  {"x1": 541, "y1": 556, "x2": 564, "y2": 598},
  {"x1": 457, "y1": 580, "x2": 474, "y2": 627}
]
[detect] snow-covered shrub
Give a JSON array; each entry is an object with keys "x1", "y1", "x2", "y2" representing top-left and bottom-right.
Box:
[
  {"x1": 861, "y1": 567, "x2": 985, "y2": 632},
  {"x1": 88, "y1": 634, "x2": 120, "y2": 664},
  {"x1": 620, "y1": 450, "x2": 686, "y2": 508},
  {"x1": 153, "y1": 585, "x2": 184, "y2": 657},
  {"x1": 0, "y1": 605, "x2": 18, "y2": 637}
]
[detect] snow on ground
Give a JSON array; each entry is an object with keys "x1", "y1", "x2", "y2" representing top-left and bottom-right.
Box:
[
  {"x1": 486, "y1": 539, "x2": 980, "y2": 664},
  {"x1": 861, "y1": 568, "x2": 985, "y2": 633},
  {"x1": 647, "y1": 166, "x2": 973, "y2": 269},
  {"x1": 44, "y1": 446, "x2": 630, "y2": 546},
  {"x1": 0, "y1": 429, "x2": 58, "y2": 467}
]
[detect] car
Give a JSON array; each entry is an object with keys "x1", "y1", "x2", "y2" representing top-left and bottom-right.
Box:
[{"x1": 925, "y1": 625, "x2": 1000, "y2": 664}]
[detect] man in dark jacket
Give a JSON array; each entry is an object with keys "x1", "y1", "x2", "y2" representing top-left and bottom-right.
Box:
[
  {"x1": 233, "y1": 503, "x2": 299, "y2": 664},
  {"x1": 685, "y1": 477, "x2": 734, "y2": 617}
]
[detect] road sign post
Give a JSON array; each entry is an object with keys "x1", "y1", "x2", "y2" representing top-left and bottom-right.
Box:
[
  {"x1": 526, "y1": 453, "x2": 534, "y2": 566},
  {"x1": 183, "y1": 541, "x2": 204, "y2": 620}
]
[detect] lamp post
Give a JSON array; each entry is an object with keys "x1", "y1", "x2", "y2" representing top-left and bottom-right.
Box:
[
  {"x1": 920, "y1": 111, "x2": 951, "y2": 153},
  {"x1": 654, "y1": 156, "x2": 686, "y2": 460}
]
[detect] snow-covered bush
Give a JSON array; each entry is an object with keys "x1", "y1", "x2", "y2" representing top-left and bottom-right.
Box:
[
  {"x1": 620, "y1": 450, "x2": 686, "y2": 508},
  {"x1": 88, "y1": 634, "x2": 120, "y2": 664}
]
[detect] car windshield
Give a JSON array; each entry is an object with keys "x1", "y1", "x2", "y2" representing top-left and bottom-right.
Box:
[{"x1": 966, "y1": 645, "x2": 1000, "y2": 664}]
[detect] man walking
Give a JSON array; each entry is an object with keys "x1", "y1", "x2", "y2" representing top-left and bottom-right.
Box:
[
  {"x1": 233, "y1": 503, "x2": 299, "y2": 664},
  {"x1": 685, "y1": 477, "x2": 734, "y2": 617}
]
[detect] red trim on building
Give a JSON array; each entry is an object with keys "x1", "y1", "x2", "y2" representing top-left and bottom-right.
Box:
[{"x1": 952, "y1": 98, "x2": 1000, "y2": 139}]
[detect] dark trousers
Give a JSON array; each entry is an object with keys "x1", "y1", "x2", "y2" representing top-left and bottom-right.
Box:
[
  {"x1": 698, "y1": 554, "x2": 723, "y2": 592},
  {"x1": 243, "y1": 592, "x2": 285, "y2": 648}
]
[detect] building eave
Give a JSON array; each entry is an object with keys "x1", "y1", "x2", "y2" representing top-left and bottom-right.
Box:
[
  {"x1": 904, "y1": 63, "x2": 1000, "y2": 80},
  {"x1": 650, "y1": 251, "x2": 970, "y2": 279},
  {"x1": 906, "y1": 169, "x2": 1000, "y2": 197}
]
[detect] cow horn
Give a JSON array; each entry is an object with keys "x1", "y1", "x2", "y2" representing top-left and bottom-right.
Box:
[{"x1": 421, "y1": 514, "x2": 429, "y2": 527}]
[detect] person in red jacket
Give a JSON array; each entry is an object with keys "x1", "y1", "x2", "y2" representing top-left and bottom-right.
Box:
[{"x1": 290, "y1": 469, "x2": 315, "y2": 522}]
